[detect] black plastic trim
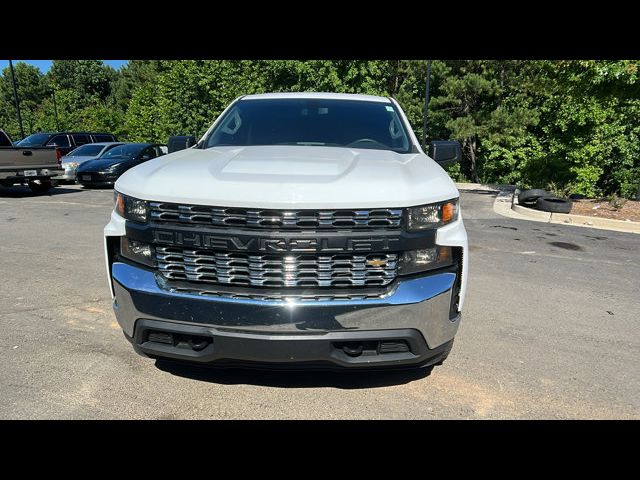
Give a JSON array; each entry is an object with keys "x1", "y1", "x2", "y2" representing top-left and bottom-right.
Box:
[
  {"x1": 125, "y1": 221, "x2": 436, "y2": 254},
  {"x1": 127, "y1": 319, "x2": 453, "y2": 369}
]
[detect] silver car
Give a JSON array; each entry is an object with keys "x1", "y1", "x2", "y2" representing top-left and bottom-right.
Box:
[{"x1": 59, "y1": 142, "x2": 124, "y2": 181}]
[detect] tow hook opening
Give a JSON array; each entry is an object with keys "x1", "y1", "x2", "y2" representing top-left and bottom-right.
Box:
[
  {"x1": 334, "y1": 340, "x2": 411, "y2": 357},
  {"x1": 342, "y1": 342, "x2": 364, "y2": 357},
  {"x1": 145, "y1": 330, "x2": 212, "y2": 352}
]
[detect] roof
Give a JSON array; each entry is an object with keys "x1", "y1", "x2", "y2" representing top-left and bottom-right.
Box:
[
  {"x1": 75, "y1": 142, "x2": 123, "y2": 147},
  {"x1": 241, "y1": 92, "x2": 391, "y2": 103},
  {"x1": 27, "y1": 132, "x2": 116, "y2": 136},
  {"x1": 113, "y1": 142, "x2": 155, "y2": 147}
]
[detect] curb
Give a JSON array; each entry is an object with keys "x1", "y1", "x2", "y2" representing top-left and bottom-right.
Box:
[
  {"x1": 515, "y1": 203, "x2": 640, "y2": 234},
  {"x1": 457, "y1": 182, "x2": 640, "y2": 234},
  {"x1": 510, "y1": 194, "x2": 640, "y2": 234},
  {"x1": 512, "y1": 204, "x2": 552, "y2": 221}
]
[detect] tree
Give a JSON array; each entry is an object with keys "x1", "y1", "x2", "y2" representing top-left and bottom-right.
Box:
[
  {"x1": 429, "y1": 61, "x2": 539, "y2": 183},
  {"x1": 524, "y1": 60, "x2": 640, "y2": 197},
  {"x1": 0, "y1": 62, "x2": 48, "y2": 138},
  {"x1": 0, "y1": 59, "x2": 637, "y2": 198},
  {"x1": 48, "y1": 60, "x2": 116, "y2": 107},
  {"x1": 109, "y1": 60, "x2": 163, "y2": 112}
]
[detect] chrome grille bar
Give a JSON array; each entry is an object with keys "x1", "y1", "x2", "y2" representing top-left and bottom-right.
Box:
[
  {"x1": 149, "y1": 202, "x2": 403, "y2": 230},
  {"x1": 155, "y1": 247, "x2": 398, "y2": 288}
]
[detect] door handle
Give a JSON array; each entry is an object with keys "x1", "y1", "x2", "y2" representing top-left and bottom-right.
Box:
[{"x1": 22, "y1": 150, "x2": 33, "y2": 156}]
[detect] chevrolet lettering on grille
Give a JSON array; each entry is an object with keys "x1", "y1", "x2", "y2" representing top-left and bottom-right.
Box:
[{"x1": 152, "y1": 230, "x2": 396, "y2": 252}]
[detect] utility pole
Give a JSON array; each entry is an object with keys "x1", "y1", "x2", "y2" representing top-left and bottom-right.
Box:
[
  {"x1": 421, "y1": 60, "x2": 432, "y2": 151},
  {"x1": 8, "y1": 60, "x2": 25, "y2": 139}
]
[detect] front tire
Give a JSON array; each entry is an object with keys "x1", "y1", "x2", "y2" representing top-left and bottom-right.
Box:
[{"x1": 28, "y1": 179, "x2": 52, "y2": 194}]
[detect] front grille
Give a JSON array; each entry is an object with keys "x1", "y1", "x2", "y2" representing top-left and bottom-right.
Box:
[
  {"x1": 155, "y1": 246, "x2": 398, "y2": 288},
  {"x1": 78, "y1": 172, "x2": 112, "y2": 182},
  {"x1": 149, "y1": 202, "x2": 402, "y2": 230},
  {"x1": 163, "y1": 284, "x2": 389, "y2": 302}
]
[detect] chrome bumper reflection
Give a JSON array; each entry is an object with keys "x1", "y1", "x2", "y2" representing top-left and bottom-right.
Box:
[{"x1": 111, "y1": 261, "x2": 461, "y2": 349}]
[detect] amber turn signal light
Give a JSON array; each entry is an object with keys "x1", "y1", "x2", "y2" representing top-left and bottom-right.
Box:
[{"x1": 442, "y1": 202, "x2": 456, "y2": 223}]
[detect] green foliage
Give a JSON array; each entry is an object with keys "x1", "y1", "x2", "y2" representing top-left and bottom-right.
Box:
[
  {"x1": 0, "y1": 62, "x2": 49, "y2": 138},
  {"x1": 444, "y1": 162, "x2": 468, "y2": 183},
  {"x1": 545, "y1": 181, "x2": 572, "y2": 199},
  {"x1": 48, "y1": 60, "x2": 116, "y2": 108},
  {"x1": 607, "y1": 193, "x2": 627, "y2": 210},
  {"x1": 0, "y1": 59, "x2": 638, "y2": 198}
]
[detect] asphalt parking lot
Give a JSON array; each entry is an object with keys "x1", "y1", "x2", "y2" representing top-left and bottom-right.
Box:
[{"x1": 1, "y1": 184, "x2": 638, "y2": 419}]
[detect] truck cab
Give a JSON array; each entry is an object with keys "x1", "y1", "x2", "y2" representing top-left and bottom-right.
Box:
[{"x1": 15, "y1": 132, "x2": 118, "y2": 156}]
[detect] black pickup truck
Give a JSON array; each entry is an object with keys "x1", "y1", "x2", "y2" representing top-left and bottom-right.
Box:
[
  {"x1": 14, "y1": 131, "x2": 118, "y2": 156},
  {"x1": 0, "y1": 129, "x2": 64, "y2": 193}
]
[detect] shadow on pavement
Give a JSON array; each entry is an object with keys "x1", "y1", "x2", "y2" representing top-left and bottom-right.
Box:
[
  {"x1": 154, "y1": 359, "x2": 433, "y2": 389},
  {"x1": 79, "y1": 185, "x2": 115, "y2": 190},
  {"x1": 0, "y1": 186, "x2": 83, "y2": 198}
]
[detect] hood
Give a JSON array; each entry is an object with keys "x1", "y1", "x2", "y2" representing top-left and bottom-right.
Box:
[
  {"x1": 115, "y1": 145, "x2": 459, "y2": 209},
  {"x1": 77, "y1": 156, "x2": 131, "y2": 172}
]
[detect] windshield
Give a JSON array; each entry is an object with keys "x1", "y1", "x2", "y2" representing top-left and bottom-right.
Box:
[
  {"x1": 204, "y1": 98, "x2": 412, "y2": 153},
  {"x1": 16, "y1": 133, "x2": 51, "y2": 147},
  {"x1": 66, "y1": 144, "x2": 104, "y2": 157},
  {"x1": 102, "y1": 144, "x2": 145, "y2": 159}
]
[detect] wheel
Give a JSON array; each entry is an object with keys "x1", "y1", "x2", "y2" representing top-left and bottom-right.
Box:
[
  {"x1": 518, "y1": 189, "x2": 549, "y2": 205},
  {"x1": 536, "y1": 196, "x2": 573, "y2": 214},
  {"x1": 28, "y1": 179, "x2": 52, "y2": 194}
]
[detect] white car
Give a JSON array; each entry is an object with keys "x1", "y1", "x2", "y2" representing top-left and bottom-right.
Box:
[
  {"x1": 59, "y1": 142, "x2": 124, "y2": 181},
  {"x1": 104, "y1": 92, "x2": 468, "y2": 371}
]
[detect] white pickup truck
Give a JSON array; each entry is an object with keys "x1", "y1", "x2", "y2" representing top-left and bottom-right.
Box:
[{"x1": 104, "y1": 93, "x2": 468, "y2": 371}]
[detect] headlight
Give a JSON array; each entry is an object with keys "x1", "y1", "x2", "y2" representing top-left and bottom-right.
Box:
[
  {"x1": 120, "y1": 237, "x2": 154, "y2": 267},
  {"x1": 64, "y1": 162, "x2": 79, "y2": 169},
  {"x1": 406, "y1": 199, "x2": 459, "y2": 231},
  {"x1": 105, "y1": 163, "x2": 123, "y2": 173},
  {"x1": 114, "y1": 191, "x2": 148, "y2": 223},
  {"x1": 398, "y1": 246, "x2": 453, "y2": 276}
]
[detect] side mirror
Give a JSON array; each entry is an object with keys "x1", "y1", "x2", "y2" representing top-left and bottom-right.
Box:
[
  {"x1": 428, "y1": 140, "x2": 462, "y2": 166},
  {"x1": 167, "y1": 135, "x2": 197, "y2": 154}
]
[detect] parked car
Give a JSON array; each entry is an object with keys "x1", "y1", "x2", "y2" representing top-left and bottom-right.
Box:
[
  {"x1": 59, "y1": 142, "x2": 124, "y2": 182},
  {"x1": 0, "y1": 128, "x2": 63, "y2": 194},
  {"x1": 76, "y1": 143, "x2": 165, "y2": 187},
  {"x1": 15, "y1": 132, "x2": 118, "y2": 156},
  {"x1": 104, "y1": 92, "x2": 468, "y2": 371}
]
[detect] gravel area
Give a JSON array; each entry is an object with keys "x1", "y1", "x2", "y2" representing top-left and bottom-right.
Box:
[{"x1": 570, "y1": 199, "x2": 640, "y2": 222}]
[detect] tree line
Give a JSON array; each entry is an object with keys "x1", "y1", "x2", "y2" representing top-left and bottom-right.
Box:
[{"x1": 1, "y1": 60, "x2": 638, "y2": 198}]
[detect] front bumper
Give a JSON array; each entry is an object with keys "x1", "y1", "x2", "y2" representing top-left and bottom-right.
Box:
[
  {"x1": 77, "y1": 172, "x2": 118, "y2": 186},
  {"x1": 111, "y1": 260, "x2": 461, "y2": 368},
  {"x1": 0, "y1": 168, "x2": 63, "y2": 184},
  {"x1": 57, "y1": 166, "x2": 77, "y2": 181}
]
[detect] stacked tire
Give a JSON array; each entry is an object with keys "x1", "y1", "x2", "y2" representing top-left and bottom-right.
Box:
[{"x1": 518, "y1": 189, "x2": 572, "y2": 214}]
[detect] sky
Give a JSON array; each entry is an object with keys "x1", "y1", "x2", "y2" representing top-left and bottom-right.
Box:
[{"x1": 0, "y1": 60, "x2": 128, "y2": 72}]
